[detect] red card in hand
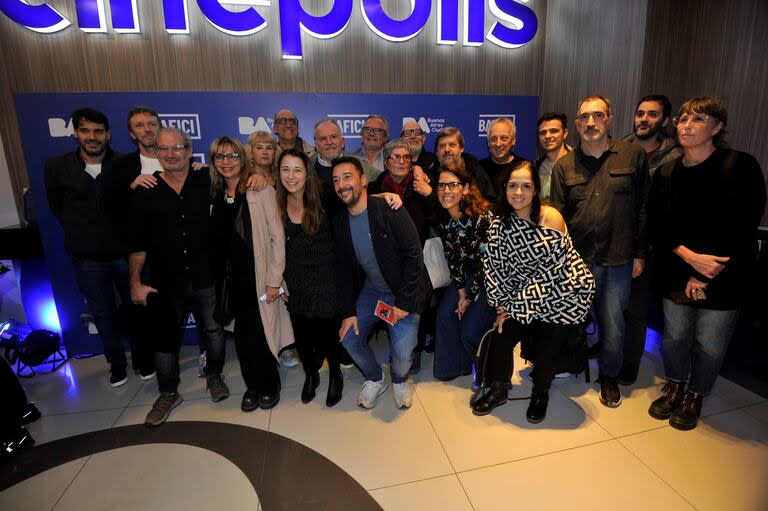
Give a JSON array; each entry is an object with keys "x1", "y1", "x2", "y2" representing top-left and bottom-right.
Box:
[{"x1": 375, "y1": 300, "x2": 395, "y2": 325}]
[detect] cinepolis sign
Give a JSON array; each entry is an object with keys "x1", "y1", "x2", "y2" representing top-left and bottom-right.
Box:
[{"x1": 0, "y1": 0, "x2": 538, "y2": 60}]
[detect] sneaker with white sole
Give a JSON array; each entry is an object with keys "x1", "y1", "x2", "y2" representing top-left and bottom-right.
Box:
[
  {"x1": 109, "y1": 367, "x2": 128, "y2": 387},
  {"x1": 393, "y1": 381, "x2": 414, "y2": 409},
  {"x1": 197, "y1": 351, "x2": 207, "y2": 378},
  {"x1": 144, "y1": 392, "x2": 183, "y2": 427},
  {"x1": 279, "y1": 348, "x2": 299, "y2": 367},
  {"x1": 358, "y1": 379, "x2": 388, "y2": 409}
]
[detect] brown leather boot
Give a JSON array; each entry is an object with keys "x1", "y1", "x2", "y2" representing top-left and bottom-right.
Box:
[
  {"x1": 648, "y1": 380, "x2": 686, "y2": 420},
  {"x1": 670, "y1": 390, "x2": 703, "y2": 431}
]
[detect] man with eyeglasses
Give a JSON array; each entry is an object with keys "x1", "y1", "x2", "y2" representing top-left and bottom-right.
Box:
[
  {"x1": 129, "y1": 127, "x2": 230, "y2": 427},
  {"x1": 311, "y1": 118, "x2": 376, "y2": 184},
  {"x1": 480, "y1": 117, "x2": 529, "y2": 195},
  {"x1": 612, "y1": 95, "x2": 683, "y2": 387},
  {"x1": 44, "y1": 108, "x2": 141, "y2": 388},
  {"x1": 353, "y1": 115, "x2": 389, "y2": 178},
  {"x1": 401, "y1": 119, "x2": 438, "y2": 176},
  {"x1": 273, "y1": 109, "x2": 315, "y2": 160},
  {"x1": 550, "y1": 94, "x2": 650, "y2": 409}
]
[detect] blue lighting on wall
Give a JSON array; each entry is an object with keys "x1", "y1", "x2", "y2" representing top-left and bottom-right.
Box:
[{"x1": 41, "y1": 299, "x2": 61, "y2": 332}]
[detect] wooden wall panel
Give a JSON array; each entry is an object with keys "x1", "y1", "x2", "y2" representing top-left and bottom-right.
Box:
[
  {"x1": 540, "y1": 0, "x2": 648, "y2": 144},
  {"x1": 640, "y1": 0, "x2": 768, "y2": 224}
]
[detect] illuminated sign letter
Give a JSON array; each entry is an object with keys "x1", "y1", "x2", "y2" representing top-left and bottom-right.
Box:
[
  {"x1": 163, "y1": 0, "x2": 191, "y2": 34},
  {"x1": 360, "y1": 0, "x2": 430, "y2": 43},
  {"x1": 0, "y1": 0, "x2": 71, "y2": 33},
  {"x1": 197, "y1": 0, "x2": 267, "y2": 36},
  {"x1": 486, "y1": 0, "x2": 537, "y2": 48},
  {"x1": 463, "y1": 0, "x2": 484, "y2": 46},
  {"x1": 279, "y1": 0, "x2": 353, "y2": 60},
  {"x1": 76, "y1": 0, "x2": 107, "y2": 33},
  {"x1": 437, "y1": 0, "x2": 458, "y2": 45},
  {"x1": 111, "y1": 0, "x2": 141, "y2": 33}
]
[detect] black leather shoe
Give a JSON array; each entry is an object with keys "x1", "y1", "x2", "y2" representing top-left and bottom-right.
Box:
[
  {"x1": 241, "y1": 391, "x2": 260, "y2": 412},
  {"x1": 526, "y1": 390, "x2": 549, "y2": 423},
  {"x1": 259, "y1": 386, "x2": 281, "y2": 410},
  {"x1": 326, "y1": 371, "x2": 344, "y2": 407},
  {"x1": 21, "y1": 403, "x2": 41, "y2": 424},
  {"x1": 301, "y1": 371, "x2": 320, "y2": 404},
  {"x1": 599, "y1": 377, "x2": 622, "y2": 408},
  {"x1": 670, "y1": 390, "x2": 703, "y2": 431},
  {"x1": 648, "y1": 381, "x2": 686, "y2": 420},
  {"x1": 471, "y1": 382, "x2": 508, "y2": 416},
  {"x1": 1, "y1": 426, "x2": 35, "y2": 460}
]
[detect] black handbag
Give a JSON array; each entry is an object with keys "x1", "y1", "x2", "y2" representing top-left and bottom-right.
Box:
[{"x1": 214, "y1": 261, "x2": 234, "y2": 325}]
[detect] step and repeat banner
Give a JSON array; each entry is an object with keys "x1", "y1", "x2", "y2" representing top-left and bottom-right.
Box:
[{"x1": 16, "y1": 91, "x2": 538, "y2": 355}]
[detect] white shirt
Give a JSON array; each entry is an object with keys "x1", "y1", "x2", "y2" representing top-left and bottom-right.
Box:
[
  {"x1": 140, "y1": 154, "x2": 163, "y2": 175},
  {"x1": 84, "y1": 163, "x2": 102, "y2": 179}
]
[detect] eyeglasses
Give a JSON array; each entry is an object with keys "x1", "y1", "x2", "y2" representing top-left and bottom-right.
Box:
[
  {"x1": 156, "y1": 144, "x2": 188, "y2": 153},
  {"x1": 436, "y1": 182, "x2": 462, "y2": 191},
  {"x1": 576, "y1": 112, "x2": 607, "y2": 123},
  {"x1": 672, "y1": 114, "x2": 712, "y2": 127},
  {"x1": 274, "y1": 118, "x2": 298, "y2": 126},
  {"x1": 213, "y1": 152, "x2": 241, "y2": 162},
  {"x1": 361, "y1": 127, "x2": 386, "y2": 136},
  {"x1": 401, "y1": 128, "x2": 423, "y2": 137},
  {"x1": 388, "y1": 153, "x2": 412, "y2": 163}
]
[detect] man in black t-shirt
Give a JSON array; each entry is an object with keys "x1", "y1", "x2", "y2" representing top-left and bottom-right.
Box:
[{"x1": 479, "y1": 117, "x2": 528, "y2": 197}]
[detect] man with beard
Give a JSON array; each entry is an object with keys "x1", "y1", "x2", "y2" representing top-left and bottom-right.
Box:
[
  {"x1": 44, "y1": 108, "x2": 148, "y2": 386},
  {"x1": 623, "y1": 95, "x2": 682, "y2": 175},
  {"x1": 616, "y1": 95, "x2": 683, "y2": 385},
  {"x1": 273, "y1": 108, "x2": 315, "y2": 160},
  {"x1": 534, "y1": 112, "x2": 573, "y2": 202},
  {"x1": 434, "y1": 127, "x2": 495, "y2": 200},
  {"x1": 353, "y1": 115, "x2": 389, "y2": 178},
  {"x1": 331, "y1": 157, "x2": 429, "y2": 410},
  {"x1": 551, "y1": 95, "x2": 650, "y2": 408},
  {"x1": 311, "y1": 118, "x2": 376, "y2": 184},
  {"x1": 479, "y1": 117, "x2": 528, "y2": 195}
]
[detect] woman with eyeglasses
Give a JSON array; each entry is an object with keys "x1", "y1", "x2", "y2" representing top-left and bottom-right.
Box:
[
  {"x1": 432, "y1": 163, "x2": 495, "y2": 382},
  {"x1": 248, "y1": 131, "x2": 277, "y2": 187},
  {"x1": 647, "y1": 98, "x2": 766, "y2": 430},
  {"x1": 274, "y1": 148, "x2": 344, "y2": 407},
  {"x1": 209, "y1": 136, "x2": 293, "y2": 412},
  {"x1": 476, "y1": 160, "x2": 594, "y2": 422}
]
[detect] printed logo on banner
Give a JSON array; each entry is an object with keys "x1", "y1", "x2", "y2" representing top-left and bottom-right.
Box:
[
  {"x1": 327, "y1": 114, "x2": 368, "y2": 139},
  {"x1": 238, "y1": 116, "x2": 272, "y2": 135},
  {"x1": 184, "y1": 312, "x2": 196, "y2": 329},
  {"x1": 159, "y1": 113, "x2": 201, "y2": 139},
  {"x1": 403, "y1": 116, "x2": 446, "y2": 134},
  {"x1": 48, "y1": 118, "x2": 74, "y2": 137},
  {"x1": 478, "y1": 114, "x2": 516, "y2": 137},
  {"x1": 192, "y1": 153, "x2": 207, "y2": 165}
]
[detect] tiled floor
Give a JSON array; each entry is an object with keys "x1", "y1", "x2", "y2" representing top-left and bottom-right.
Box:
[{"x1": 2, "y1": 330, "x2": 767, "y2": 511}]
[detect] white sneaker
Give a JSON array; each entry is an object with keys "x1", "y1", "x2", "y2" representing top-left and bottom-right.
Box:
[
  {"x1": 393, "y1": 380, "x2": 414, "y2": 409},
  {"x1": 279, "y1": 348, "x2": 299, "y2": 368},
  {"x1": 358, "y1": 379, "x2": 388, "y2": 409},
  {"x1": 197, "y1": 351, "x2": 207, "y2": 378}
]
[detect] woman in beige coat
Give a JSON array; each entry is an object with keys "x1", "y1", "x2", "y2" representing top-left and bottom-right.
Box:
[{"x1": 210, "y1": 136, "x2": 294, "y2": 412}]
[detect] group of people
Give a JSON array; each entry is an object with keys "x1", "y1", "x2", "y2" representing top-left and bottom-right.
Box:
[{"x1": 39, "y1": 93, "x2": 765, "y2": 434}]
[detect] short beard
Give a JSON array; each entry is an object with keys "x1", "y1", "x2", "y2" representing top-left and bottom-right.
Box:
[{"x1": 634, "y1": 122, "x2": 662, "y2": 141}]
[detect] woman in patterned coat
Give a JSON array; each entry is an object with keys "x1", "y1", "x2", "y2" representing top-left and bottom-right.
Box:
[{"x1": 474, "y1": 161, "x2": 594, "y2": 422}]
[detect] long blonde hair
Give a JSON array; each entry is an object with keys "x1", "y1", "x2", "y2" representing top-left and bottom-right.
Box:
[{"x1": 208, "y1": 136, "x2": 252, "y2": 198}]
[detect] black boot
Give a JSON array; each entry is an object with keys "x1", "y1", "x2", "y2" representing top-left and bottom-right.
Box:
[
  {"x1": 326, "y1": 370, "x2": 344, "y2": 407},
  {"x1": 301, "y1": 370, "x2": 320, "y2": 404},
  {"x1": 648, "y1": 381, "x2": 686, "y2": 420},
  {"x1": 471, "y1": 382, "x2": 508, "y2": 416},
  {"x1": 526, "y1": 389, "x2": 549, "y2": 424},
  {"x1": 670, "y1": 390, "x2": 703, "y2": 431},
  {"x1": 1, "y1": 426, "x2": 35, "y2": 460}
]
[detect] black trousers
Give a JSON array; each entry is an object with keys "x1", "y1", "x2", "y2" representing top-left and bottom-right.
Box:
[
  {"x1": 623, "y1": 260, "x2": 652, "y2": 380},
  {"x1": 290, "y1": 313, "x2": 341, "y2": 375},
  {"x1": 483, "y1": 318, "x2": 581, "y2": 393},
  {"x1": 234, "y1": 299, "x2": 280, "y2": 394},
  {"x1": 0, "y1": 356, "x2": 30, "y2": 437}
]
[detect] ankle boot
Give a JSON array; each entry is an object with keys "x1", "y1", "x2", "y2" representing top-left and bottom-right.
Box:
[
  {"x1": 326, "y1": 370, "x2": 344, "y2": 407},
  {"x1": 670, "y1": 390, "x2": 703, "y2": 431},
  {"x1": 301, "y1": 370, "x2": 320, "y2": 404},
  {"x1": 648, "y1": 380, "x2": 686, "y2": 420},
  {"x1": 472, "y1": 381, "x2": 508, "y2": 416},
  {"x1": 526, "y1": 389, "x2": 549, "y2": 424}
]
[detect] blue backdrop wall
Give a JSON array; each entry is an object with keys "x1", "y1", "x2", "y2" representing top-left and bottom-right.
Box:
[{"x1": 16, "y1": 91, "x2": 538, "y2": 355}]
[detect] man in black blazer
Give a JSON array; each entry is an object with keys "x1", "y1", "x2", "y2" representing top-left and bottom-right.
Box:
[{"x1": 332, "y1": 157, "x2": 430, "y2": 410}]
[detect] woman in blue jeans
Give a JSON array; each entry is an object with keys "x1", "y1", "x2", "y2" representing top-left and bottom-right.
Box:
[
  {"x1": 648, "y1": 97, "x2": 766, "y2": 430},
  {"x1": 432, "y1": 162, "x2": 495, "y2": 381}
]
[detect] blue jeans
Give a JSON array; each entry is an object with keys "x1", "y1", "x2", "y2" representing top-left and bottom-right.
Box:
[
  {"x1": 434, "y1": 284, "x2": 495, "y2": 379},
  {"x1": 341, "y1": 283, "x2": 420, "y2": 384},
  {"x1": 661, "y1": 299, "x2": 740, "y2": 396},
  {"x1": 591, "y1": 263, "x2": 633, "y2": 378},
  {"x1": 72, "y1": 257, "x2": 152, "y2": 372},
  {"x1": 155, "y1": 284, "x2": 226, "y2": 393}
]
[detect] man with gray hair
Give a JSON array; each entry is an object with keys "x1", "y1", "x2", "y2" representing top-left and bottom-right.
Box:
[
  {"x1": 479, "y1": 117, "x2": 529, "y2": 195},
  {"x1": 312, "y1": 118, "x2": 377, "y2": 184},
  {"x1": 129, "y1": 127, "x2": 230, "y2": 427},
  {"x1": 434, "y1": 127, "x2": 495, "y2": 200},
  {"x1": 353, "y1": 115, "x2": 389, "y2": 177}
]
